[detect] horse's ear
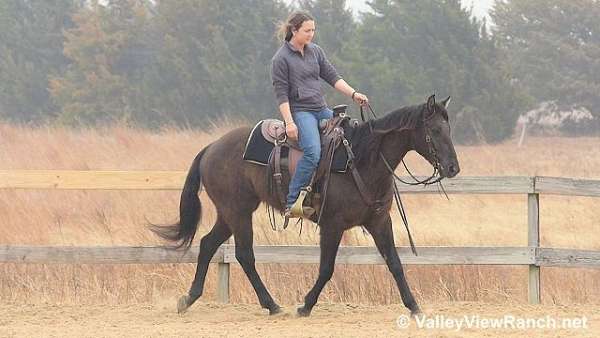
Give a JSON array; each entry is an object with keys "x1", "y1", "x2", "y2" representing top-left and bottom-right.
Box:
[
  {"x1": 426, "y1": 94, "x2": 436, "y2": 116},
  {"x1": 427, "y1": 94, "x2": 436, "y2": 111},
  {"x1": 441, "y1": 96, "x2": 451, "y2": 109}
]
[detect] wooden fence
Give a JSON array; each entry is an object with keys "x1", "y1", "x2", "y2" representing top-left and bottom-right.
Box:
[{"x1": 1, "y1": 170, "x2": 600, "y2": 304}]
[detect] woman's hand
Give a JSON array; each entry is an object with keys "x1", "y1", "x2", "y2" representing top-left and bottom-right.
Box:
[
  {"x1": 285, "y1": 121, "x2": 298, "y2": 141},
  {"x1": 352, "y1": 92, "x2": 369, "y2": 106}
]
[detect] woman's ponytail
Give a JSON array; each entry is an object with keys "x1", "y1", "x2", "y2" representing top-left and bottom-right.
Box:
[{"x1": 276, "y1": 11, "x2": 314, "y2": 42}]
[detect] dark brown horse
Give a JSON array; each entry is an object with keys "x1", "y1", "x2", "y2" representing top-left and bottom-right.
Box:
[{"x1": 151, "y1": 94, "x2": 460, "y2": 316}]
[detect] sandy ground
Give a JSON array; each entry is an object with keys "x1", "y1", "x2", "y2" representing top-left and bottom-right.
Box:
[{"x1": 1, "y1": 301, "x2": 599, "y2": 338}]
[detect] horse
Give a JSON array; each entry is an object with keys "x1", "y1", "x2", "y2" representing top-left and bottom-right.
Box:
[{"x1": 151, "y1": 94, "x2": 460, "y2": 317}]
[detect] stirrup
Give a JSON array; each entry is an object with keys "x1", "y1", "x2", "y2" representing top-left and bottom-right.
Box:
[{"x1": 288, "y1": 188, "x2": 316, "y2": 219}]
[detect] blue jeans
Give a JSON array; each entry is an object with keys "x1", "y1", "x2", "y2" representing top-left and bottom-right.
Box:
[{"x1": 287, "y1": 107, "x2": 333, "y2": 207}]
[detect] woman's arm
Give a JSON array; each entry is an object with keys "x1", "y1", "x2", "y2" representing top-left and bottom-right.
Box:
[
  {"x1": 315, "y1": 45, "x2": 368, "y2": 106},
  {"x1": 333, "y1": 79, "x2": 355, "y2": 97},
  {"x1": 334, "y1": 79, "x2": 368, "y2": 106},
  {"x1": 279, "y1": 102, "x2": 293, "y2": 125},
  {"x1": 279, "y1": 102, "x2": 298, "y2": 141},
  {"x1": 271, "y1": 56, "x2": 298, "y2": 140}
]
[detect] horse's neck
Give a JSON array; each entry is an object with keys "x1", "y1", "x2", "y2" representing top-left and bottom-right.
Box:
[{"x1": 357, "y1": 130, "x2": 412, "y2": 187}]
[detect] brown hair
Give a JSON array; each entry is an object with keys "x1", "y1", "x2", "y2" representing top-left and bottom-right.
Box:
[{"x1": 277, "y1": 11, "x2": 314, "y2": 42}]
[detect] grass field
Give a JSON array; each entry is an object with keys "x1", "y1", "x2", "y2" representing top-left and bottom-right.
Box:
[{"x1": 1, "y1": 122, "x2": 599, "y2": 306}]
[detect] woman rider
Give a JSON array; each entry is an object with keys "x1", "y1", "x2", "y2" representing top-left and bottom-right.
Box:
[{"x1": 271, "y1": 11, "x2": 368, "y2": 218}]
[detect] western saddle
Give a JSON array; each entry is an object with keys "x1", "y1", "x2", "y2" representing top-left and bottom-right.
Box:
[{"x1": 265, "y1": 104, "x2": 356, "y2": 229}]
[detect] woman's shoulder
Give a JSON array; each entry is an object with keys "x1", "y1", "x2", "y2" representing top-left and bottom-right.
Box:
[
  {"x1": 308, "y1": 42, "x2": 322, "y2": 51},
  {"x1": 308, "y1": 43, "x2": 326, "y2": 56},
  {"x1": 272, "y1": 44, "x2": 289, "y2": 61}
]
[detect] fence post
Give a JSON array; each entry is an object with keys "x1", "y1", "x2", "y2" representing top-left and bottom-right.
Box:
[
  {"x1": 528, "y1": 192, "x2": 541, "y2": 304},
  {"x1": 217, "y1": 239, "x2": 231, "y2": 303}
]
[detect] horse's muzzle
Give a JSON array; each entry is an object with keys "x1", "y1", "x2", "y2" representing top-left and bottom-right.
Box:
[{"x1": 445, "y1": 162, "x2": 460, "y2": 178}]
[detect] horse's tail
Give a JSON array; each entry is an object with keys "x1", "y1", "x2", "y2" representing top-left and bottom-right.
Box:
[{"x1": 149, "y1": 145, "x2": 210, "y2": 251}]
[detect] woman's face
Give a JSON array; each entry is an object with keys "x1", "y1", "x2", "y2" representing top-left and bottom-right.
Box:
[{"x1": 293, "y1": 20, "x2": 315, "y2": 45}]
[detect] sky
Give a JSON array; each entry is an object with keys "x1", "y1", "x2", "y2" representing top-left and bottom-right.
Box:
[{"x1": 345, "y1": 0, "x2": 495, "y2": 20}]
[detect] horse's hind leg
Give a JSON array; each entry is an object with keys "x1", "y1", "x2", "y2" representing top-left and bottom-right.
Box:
[
  {"x1": 367, "y1": 215, "x2": 420, "y2": 315},
  {"x1": 178, "y1": 216, "x2": 231, "y2": 314},
  {"x1": 232, "y1": 214, "x2": 282, "y2": 315},
  {"x1": 298, "y1": 226, "x2": 343, "y2": 317}
]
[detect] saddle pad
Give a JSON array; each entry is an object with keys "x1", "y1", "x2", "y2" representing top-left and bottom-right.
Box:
[{"x1": 242, "y1": 120, "x2": 349, "y2": 173}]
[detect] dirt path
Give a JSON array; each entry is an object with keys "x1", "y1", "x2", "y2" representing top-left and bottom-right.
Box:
[{"x1": 1, "y1": 301, "x2": 598, "y2": 337}]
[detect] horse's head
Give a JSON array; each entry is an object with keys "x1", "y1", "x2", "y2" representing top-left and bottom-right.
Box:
[{"x1": 412, "y1": 95, "x2": 460, "y2": 178}]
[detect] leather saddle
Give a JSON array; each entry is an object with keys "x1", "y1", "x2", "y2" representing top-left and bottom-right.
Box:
[
  {"x1": 242, "y1": 105, "x2": 388, "y2": 230},
  {"x1": 261, "y1": 119, "x2": 296, "y2": 147},
  {"x1": 266, "y1": 105, "x2": 355, "y2": 221},
  {"x1": 241, "y1": 105, "x2": 361, "y2": 226},
  {"x1": 260, "y1": 119, "x2": 303, "y2": 176}
]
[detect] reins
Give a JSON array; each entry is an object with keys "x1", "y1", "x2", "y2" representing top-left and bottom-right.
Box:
[
  {"x1": 361, "y1": 103, "x2": 448, "y2": 192},
  {"x1": 359, "y1": 102, "x2": 450, "y2": 255},
  {"x1": 266, "y1": 101, "x2": 449, "y2": 254}
]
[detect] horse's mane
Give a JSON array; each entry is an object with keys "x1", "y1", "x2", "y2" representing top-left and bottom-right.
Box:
[{"x1": 351, "y1": 103, "x2": 425, "y2": 167}]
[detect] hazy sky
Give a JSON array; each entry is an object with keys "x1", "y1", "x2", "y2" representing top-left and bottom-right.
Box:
[{"x1": 345, "y1": 0, "x2": 495, "y2": 20}]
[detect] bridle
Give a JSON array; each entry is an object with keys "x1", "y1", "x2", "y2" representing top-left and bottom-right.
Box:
[
  {"x1": 372, "y1": 104, "x2": 445, "y2": 186},
  {"x1": 359, "y1": 102, "x2": 450, "y2": 255},
  {"x1": 361, "y1": 102, "x2": 447, "y2": 183}
]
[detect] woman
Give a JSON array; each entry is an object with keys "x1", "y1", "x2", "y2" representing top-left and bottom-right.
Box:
[{"x1": 271, "y1": 11, "x2": 368, "y2": 217}]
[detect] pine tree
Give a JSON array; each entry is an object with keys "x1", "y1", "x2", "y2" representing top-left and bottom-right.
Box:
[
  {"x1": 49, "y1": 0, "x2": 151, "y2": 126},
  {"x1": 139, "y1": 0, "x2": 287, "y2": 127},
  {"x1": 0, "y1": 0, "x2": 80, "y2": 122},
  {"x1": 492, "y1": 0, "x2": 600, "y2": 134},
  {"x1": 350, "y1": 0, "x2": 527, "y2": 142}
]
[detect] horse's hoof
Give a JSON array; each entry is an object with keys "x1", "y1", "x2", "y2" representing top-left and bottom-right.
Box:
[
  {"x1": 177, "y1": 295, "x2": 190, "y2": 314},
  {"x1": 410, "y1": 305, "x2": 421, "y2": 317},
  {"x1": 297, "y1": 306, "x2": 311, "y2": 317},
  {"x1": 269, "y1": 305, "x2": 283, "y2": 316}
]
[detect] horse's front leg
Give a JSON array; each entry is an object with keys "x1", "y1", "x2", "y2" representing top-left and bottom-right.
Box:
[
  {"x1": 367, "y1": 214, "x2": 420, "y2": 315},
  {"x1": 298, "y1": 226, "x2": 343, "y2": 317}
]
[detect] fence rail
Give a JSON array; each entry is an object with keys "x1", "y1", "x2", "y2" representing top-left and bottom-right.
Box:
[
  {"x1": 5, "y1": 245, "x2": 600, "y2": 268},
  {"x1": 1, "y1": 171, "x2": 600, "y2": 304},
  {"x1": 0, "y1": 245, "x2": 535, "y2": 265},
  {"x1": 1, "y1": 170, "x2": 600, "y2": 196}
]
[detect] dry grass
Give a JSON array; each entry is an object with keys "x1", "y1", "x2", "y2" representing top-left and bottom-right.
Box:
[{"x1": 1, "y1": 121, "x2": 600, "y2": 306}]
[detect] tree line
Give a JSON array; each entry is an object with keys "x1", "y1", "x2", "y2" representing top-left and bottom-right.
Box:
[{"x1": 0, "y1": 0, "x2": 598, "y2": 143}]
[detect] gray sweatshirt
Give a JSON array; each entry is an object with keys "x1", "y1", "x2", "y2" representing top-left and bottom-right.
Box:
[{"x1": 271, "y1": 41, "x2": 342, "y2": 113}]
